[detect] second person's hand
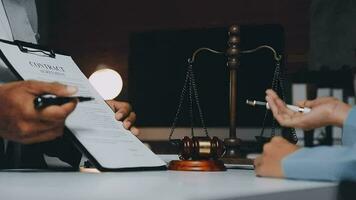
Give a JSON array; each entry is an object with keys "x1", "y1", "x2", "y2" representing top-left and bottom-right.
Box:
[
  {"x1": 265, "y1": 89, "x2": 351, "y2": 130},
  {"x1": 106, "y1": 100, "x2": 139, "y2": 136}
]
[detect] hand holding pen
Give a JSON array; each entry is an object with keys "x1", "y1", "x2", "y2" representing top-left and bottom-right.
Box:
[
  {"x1": 246, "y1": 99, "x2": 311, "y2": 114},
  {"x1": 0, "y1": 80, "x2": 82, "y2": 144},
  {"x1": 34, "y1": 94, "x2": 94, "y2": 109},
  {"x1": 253, "y1": 89, "x2": 352, "y2": 179},
  {"x1": 251, "y1": 89, "x2": 351, "y2": 130}
]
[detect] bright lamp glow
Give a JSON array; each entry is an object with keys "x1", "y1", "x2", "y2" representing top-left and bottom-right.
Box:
[{"x1": 89, "y1": 68, "x2": 123, "y2": 100}]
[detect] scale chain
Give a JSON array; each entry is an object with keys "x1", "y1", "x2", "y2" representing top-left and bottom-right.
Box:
[
  {"x1": 189, "y1": 65, "x2": 209, "y2": 137},
  {"x1": 169, "y1": 64, "x2": 191, "y2": 141},
  {"x1": 188, "y1": 65, "x2": 195, "y2": 137},
  {"x1": 169, "y1": 62, "x2": 210, "y2": 140}
]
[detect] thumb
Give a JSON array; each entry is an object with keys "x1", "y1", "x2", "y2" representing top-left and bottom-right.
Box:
[
  {"x1": 24, "y1": 80, "x2": 77, "y2": 96},
  {"x1": 296, "y1": 99, "x2": 319, "y2": 108}
]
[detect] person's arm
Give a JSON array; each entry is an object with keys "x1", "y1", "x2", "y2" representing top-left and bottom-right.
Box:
[
  {"x1": 342, "y1": 107, "x2": 356, "y2": 146},
  {"x1": 282, "y1": 107, "x2": 356, "y2": 181},
  {"x1": 254, "y1": 89, "x2": 355, "y2": 181},
  {"x1": 283, "y1": 145, "x2": 356, "y2": 181},
  {"x1": 265, "y1": 89, "x2": 351, "y2": 130},
  {"x1": 254, "y1": 136, "x2": 356, "y2": 181}
]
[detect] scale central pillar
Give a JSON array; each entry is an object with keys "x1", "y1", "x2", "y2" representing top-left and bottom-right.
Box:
[{"x1": 223, "y1": 25, "x2": 242, "y2": 158}]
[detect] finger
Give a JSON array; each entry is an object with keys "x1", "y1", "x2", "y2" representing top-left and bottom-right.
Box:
[
  {"x1": 106, "y1": 100, "x2": 132, "y2": 120},
  {"x1": 106, "y1": 100, "x2": 116, "y2": 112},
  {"x1": 25, "y1": 80, "x2": 77, "y2": 96},
  {"x1": 262, "y1": 143, "x2": 273, "y2": 156},
  {"x1": 130, "y1": 126, "x2": 140, "y2": 136},
  {"x1": 266, "y1": 90, "x2": 293, "y2": 115},
  {"x1": 265, "y1": 89, "x2": 280, "y2": 99},
  {"x1": 254, "y1": 156, "x2": 263, "y2": 176},
  {"x1": 17, "y1": 99, "x2": 77, "y2": 124},
  {"x1": 18, "y1": 126, "x2": 64, "y2": 144},
  {"x1": 296, "y1": 100, "x2": 310, "y2": 108},
  {"x1": 275, "y1": 97, "x2": 295, "y2": 116},
  {"x1": 15, "y1": 120, "x2": 64, "y2": 138},
  {"x1": 254, "y1": 155, "x2": 262, "y2": 168},
  {"x1": 123, "y1": 112, "x2": 136, "y2": 129},
  {"x1": 270, "y1": 136, "x2": 287, "y2": 144},
  {"x1": 296, "y1": 99, "x2": 319, "y2": 108},
  {"x1": 266, "y1": 95, "x2": 286, "y2": 123},
  {"x1": 296, "y1": 97, "x2": 336, "y2": 108},
  {"x1": 267, "y1": 95, "x2": 304, "y2": 127},
  {"x1": 277, "y1": 113, "x2": 311, "y2": 129},
  {"x1": 272, "y1": 112, "x2": 301, "y2": 128},
  {"x1": 38, "y1": 101, "x2": 77, "y2": 122},
  {"x1": 286, "y1": 111, "x2": 326, "y2": 130},
  {"x1": 266, "y1": 95, "x2": 282, "y2": 117}
]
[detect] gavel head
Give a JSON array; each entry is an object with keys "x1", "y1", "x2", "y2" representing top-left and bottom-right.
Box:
[{"x1": 179, "y1": 136, "x2": 225, "y2": 160}]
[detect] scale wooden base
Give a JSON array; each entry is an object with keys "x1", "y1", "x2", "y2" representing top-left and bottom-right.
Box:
[{"x1": 168, "y1": 160, "x2": 226, "y2": 171}]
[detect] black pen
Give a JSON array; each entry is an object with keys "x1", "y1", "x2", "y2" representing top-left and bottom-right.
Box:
[{"x1": 34, "y1": 94, "x2": 94, "y2": 109}]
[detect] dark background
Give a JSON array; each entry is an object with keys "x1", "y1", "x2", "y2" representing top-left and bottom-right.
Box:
[
  {"x1": 128, "y1": 25, "x2": 284, "y2": 127},
  {"x1": 40, "y1": 0, "x2": 311, "y2": 101},
  {"x1": 37, "y1": 0, "x2": 355, "y2": 129}
]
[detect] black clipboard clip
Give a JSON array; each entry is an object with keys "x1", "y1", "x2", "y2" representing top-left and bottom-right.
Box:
[{"x1": 15, "y1": 40, "x2": 56, "y2": 58}]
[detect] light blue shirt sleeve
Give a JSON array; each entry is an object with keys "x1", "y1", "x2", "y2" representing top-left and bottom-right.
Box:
[
  {"x1": 342, "y1": 107, "x2": 356, "y2": 146},
  {"x1": 282, "y1": 107, "x2": 356, "y2": 181}
]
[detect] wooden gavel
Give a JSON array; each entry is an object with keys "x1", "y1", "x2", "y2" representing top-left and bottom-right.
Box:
[{"x1": 172, "y1": 136, "x2": 225, "y2": 160}]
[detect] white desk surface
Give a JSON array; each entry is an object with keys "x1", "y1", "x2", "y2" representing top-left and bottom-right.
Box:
[{"x1": 0, "y1": 167, "x2": 337, "y2": 200}]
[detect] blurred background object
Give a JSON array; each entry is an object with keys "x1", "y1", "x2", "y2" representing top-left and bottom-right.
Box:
[{"x1": 89, "y1": 67, "x2": 123, "y2": 100}]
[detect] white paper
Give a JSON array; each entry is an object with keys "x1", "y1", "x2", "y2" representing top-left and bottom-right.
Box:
[{"x1": 0, "y1": 42, "x2": 165, "y2": 169}]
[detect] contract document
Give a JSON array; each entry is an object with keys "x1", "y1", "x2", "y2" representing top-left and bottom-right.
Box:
[{"x1": 0, "y1": 40, "x2": 166, "y2": 171}]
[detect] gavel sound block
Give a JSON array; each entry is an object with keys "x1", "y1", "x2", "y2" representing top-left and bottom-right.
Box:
[{"x1": 168, "y1": 136, "x2": 227, "y2": 171}]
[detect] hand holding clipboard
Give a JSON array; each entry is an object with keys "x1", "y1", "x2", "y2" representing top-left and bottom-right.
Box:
[{"x1": 0, "y1": 39, "x2": 166, "y2": 171}]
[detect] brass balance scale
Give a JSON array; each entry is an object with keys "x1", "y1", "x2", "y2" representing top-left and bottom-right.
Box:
[{"x1": 167, "y1": 25, "x2": 297, "y2": 171}]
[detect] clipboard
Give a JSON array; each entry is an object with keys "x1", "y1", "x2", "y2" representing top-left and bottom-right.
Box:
[{"x1": 0, "y1": 39, "x2": 167, "y2": 171}]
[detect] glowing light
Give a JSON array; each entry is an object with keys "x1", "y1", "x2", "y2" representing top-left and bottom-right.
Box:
[{"x1": 89, "y1": 68, "x2": 123, "y2": 100}]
